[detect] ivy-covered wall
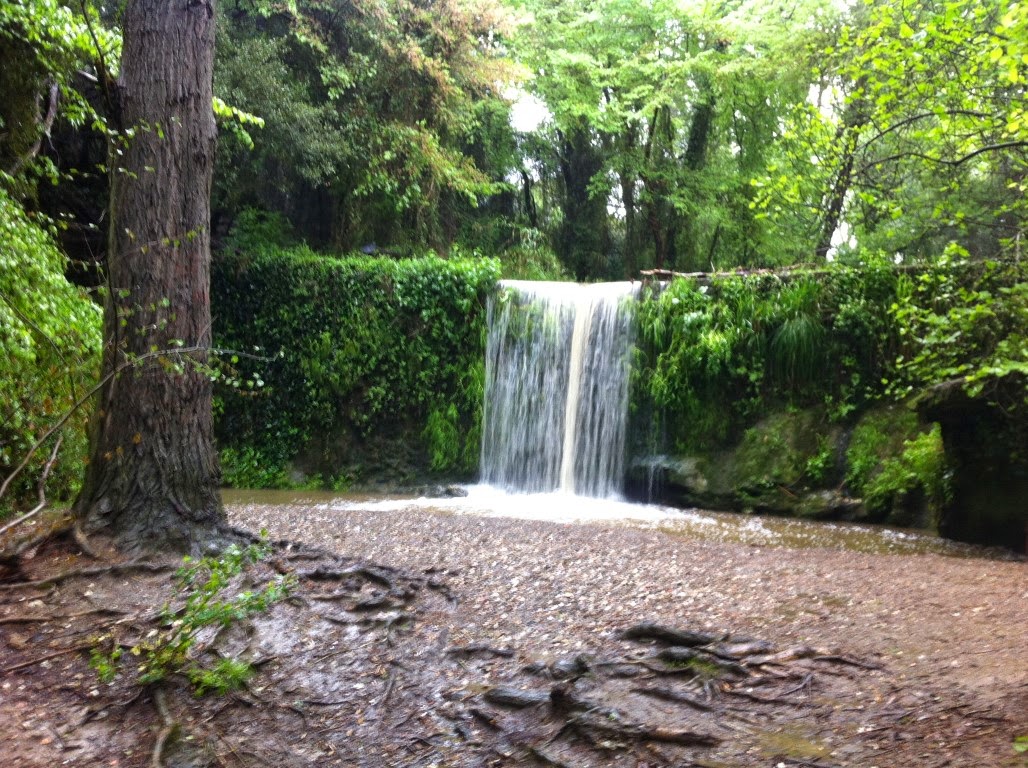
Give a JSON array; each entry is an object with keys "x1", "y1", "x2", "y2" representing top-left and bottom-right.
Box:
[
  {"x1": 211, "y1": 246, "x2": 500, "y2": 490},
  {"x1": 629, "y1": 255, "x2": 1027, "y2": 549}
]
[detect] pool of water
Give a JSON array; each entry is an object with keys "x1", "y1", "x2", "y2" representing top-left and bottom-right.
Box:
[{"x1": 221, "y1": 484, "x2": 1004, "y2": 558}]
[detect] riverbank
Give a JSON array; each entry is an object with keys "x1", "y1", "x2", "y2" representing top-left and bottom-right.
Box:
[
  {"x1": 1, "y1": 501, "x2": 1025, "y2": 767},
  {"x1": 230, "y1": 499, "x2": 1028, "y2": 766}
]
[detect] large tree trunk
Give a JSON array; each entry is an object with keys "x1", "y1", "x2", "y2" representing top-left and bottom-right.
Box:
[{"x1": 76, "y1": 0, "x2": 224, "y2": 554}]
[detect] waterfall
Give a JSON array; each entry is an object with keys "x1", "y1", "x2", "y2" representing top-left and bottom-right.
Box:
[{"x1": 480, "y1": 280, "x2": 638, "y2": 498}]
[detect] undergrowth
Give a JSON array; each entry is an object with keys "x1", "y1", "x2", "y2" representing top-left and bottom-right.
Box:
[{"x1": 91, "y1": 539, "x2": 294, "y2": 695}]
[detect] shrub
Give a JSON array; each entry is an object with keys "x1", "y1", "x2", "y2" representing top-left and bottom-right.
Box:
[{"x1": 0, "y1": 186, "x2": 101, "y2": 514}]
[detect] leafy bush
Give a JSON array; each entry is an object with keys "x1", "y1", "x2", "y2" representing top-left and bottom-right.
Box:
[
  {"x1": 212, "y1": 246, "x2": 500, "y2": 487},
  {"x1": 0, "y1": 185, "x2": 101, "y2": 514},
  {"x1": 888, "y1": 249, "x2": 1028, "y2": 410}
]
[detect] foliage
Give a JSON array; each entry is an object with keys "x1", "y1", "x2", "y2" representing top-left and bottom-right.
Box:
[
  {"x1": 514, "y1": 0, "x2": 837, "y2": 276},
  {"x1": 888, "y1": 251, "x2": 1028, "y2": 413},
  {"x1": 804, "y1": 435, "x2": 835, "y2": 485},
  {"x1": 213, "y1": 242, "x2": 500, "y2": 487},
  {"x1": 0, "y1": 184, "x2": 101, "y2": 513},
  {"x1": 91, "y1": 541, "x2": 293, "y2": 694},
  {"x1": 864, "y1": 424, "x2": 949, "y2": 523},
  {"x1": 844, "y1": 408, "x2": 916, "y2": 495},
  {"x1": 844, "y1": 408, "x2": 948, "y2": 526},
  {"x1": 753, "y1": 0, "x2": 1027, "y2": 264},
  {"x1": 212, "y1": 0, "x2": 519, "y2": 253},
  {"x1": 633, "y1": 263, "x2": 902, "y2": 450},
  {"x1": 0, "y1": 0, "x2": 117, "y2": 181}
]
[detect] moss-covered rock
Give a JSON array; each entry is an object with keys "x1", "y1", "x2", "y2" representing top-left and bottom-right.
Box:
[
  {"x1": 628, "y1": 403, "x2": 948, "y2": 529},
  {"x1": 628, "y1": 406, "x2": 857, "y2": 518}
]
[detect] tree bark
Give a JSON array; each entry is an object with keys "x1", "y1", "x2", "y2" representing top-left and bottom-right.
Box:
[
  {"x1": 76, "y1": 0, "x2": 225, "y2": 554},
  {"x1": 816, "y1": 97, "x2": 867, "y2": 261}
]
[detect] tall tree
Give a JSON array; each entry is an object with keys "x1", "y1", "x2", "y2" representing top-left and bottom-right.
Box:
[
  {"x1": 75, "y1": 0, "x2": 225, "y2": 553},
  {"x1": 516, "y1": 0, "x2": 823, "y2": 277},
  {"x1": 753, "y1": 0, "x2": 1027, "y2": 263},
  {"x1": 213, "y1": 0, "x2": 517, "y2": 253}
]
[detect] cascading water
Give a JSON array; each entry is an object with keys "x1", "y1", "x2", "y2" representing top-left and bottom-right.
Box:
[{"x1": 480, "y1": 280, "x2": 638, "y2": 498}]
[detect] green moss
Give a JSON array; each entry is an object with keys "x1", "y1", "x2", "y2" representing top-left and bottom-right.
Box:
[{"x1": 732, "y1": 409, "x2": 832, "y2": 493}]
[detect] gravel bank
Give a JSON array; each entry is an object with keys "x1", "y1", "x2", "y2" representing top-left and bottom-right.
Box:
[{"x1": 229, "y1": 500, "x2": 1027, "y2": 700}]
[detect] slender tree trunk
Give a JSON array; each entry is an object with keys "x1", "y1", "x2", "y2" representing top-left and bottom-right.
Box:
[
  {"x1": 816, "y1": 97, "x2": 867, "y2": 261},
  {"x1": 556, "y1": 125, "x2": 607, "y2": 279},
  {"x1": 76, "y1": 0, "x2": 225, "y2": 554}
]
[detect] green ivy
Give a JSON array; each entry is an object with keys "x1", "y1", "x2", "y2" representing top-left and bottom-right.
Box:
[
  {"x1": 212, "y1": 242, "x2": 500, "y2": 487},
  {"x1": 888, "y1": 248, "x2": 1028, "y2": 412},
  {"x1": 633, "y1": 262, "x2": 903, "y2": 451}
]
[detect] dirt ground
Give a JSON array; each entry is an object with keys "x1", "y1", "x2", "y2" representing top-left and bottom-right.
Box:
[{"x1": 1, "y1": 500, "x2": 1026, "y2": 768}]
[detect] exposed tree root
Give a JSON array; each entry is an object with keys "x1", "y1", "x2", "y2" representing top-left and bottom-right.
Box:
[
  {"x1": 447, "y1": 643, "x2": 516, "y2": 659},
  {"x1": 150, "y1": 687, "x2": 177, "y2": 768},
  {"x1": 570, "y1": 711, "x2": 722, "y2": 747},
  {"x1": 622, "y1": 622, "x2": 724, "y2": 646},
  {"x1": 631, "y1": 684, "x2": 714, "y2": 711},
  {"x1": 467, "y1": 621, "x2": 886, "y2": 764},
  {"x1": 0, "y1": 560, "x2": 174, "y2": 590}
]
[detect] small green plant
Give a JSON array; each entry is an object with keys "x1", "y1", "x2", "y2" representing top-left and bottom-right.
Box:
[
  {"x1": 186, "y1": 658, "x2": 255, "y2": 696},
  {"x1": 89, "y1": 640, "x2": 122, "y2": 683},
  {"x1": 92, "y1": 539, "x2": 293, "y2": 694},
  {"x1": 804, "y1": 436, "x2": 835, "y2": 485}
]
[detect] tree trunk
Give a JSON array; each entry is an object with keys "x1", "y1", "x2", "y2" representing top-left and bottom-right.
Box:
[
  {"x1": 76, "y1": 0, "x2": 225, "y2": 554},
  {"x1": 816, "y1": 98, "x2": 867, "y2": 261}
]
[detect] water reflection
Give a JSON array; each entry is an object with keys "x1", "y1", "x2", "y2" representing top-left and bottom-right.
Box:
[{"x1": 221, "y1": 485, "x2": 1004, "y2": 559}]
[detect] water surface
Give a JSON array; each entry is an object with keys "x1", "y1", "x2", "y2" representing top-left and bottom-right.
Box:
[{"x1": 222, "y1": 485, "x2": 1002, "y2": 558}]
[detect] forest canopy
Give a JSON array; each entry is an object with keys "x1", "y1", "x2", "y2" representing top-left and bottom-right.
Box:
[{"x1": 3, "y1": 0, "x2": 1025, "y2": 277}]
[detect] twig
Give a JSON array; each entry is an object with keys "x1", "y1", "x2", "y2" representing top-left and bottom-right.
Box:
[
  {"x1": 0, "y1": 345, "x2": 212, "y2": 503},
  {"x1": 0, "y1": 436, "x2": 63, "y2": 537},
  {"x1": 0, "y1": 642, "x2": 93, "y2": 675},
  {"x1": 6, "y1": 81, "x2": 59, "y2": 176},
  {"x1": 0, "y1": 504, "x2": 49, "y2": 539},
  {"x1": 151, "y1": 687, "x2": 177, "y2": 768}
]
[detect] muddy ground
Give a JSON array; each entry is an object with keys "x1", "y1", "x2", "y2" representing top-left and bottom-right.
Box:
[{"x1": 1, "y1": 501, "x2": 1026, "y2": 767}]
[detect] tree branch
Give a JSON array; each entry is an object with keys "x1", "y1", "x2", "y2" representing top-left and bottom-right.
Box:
[
  {"x1": 0, "y1": 345, "x2": 206, "y2": 504},
  {"x1": 0, "y1": 436, "x2": 62, "y2": 537},
  {"x1": 856, "y1": 109, "x2": 996, "y2": 153},
  {"x1": 857, "y1": 141, "x2": 1028, "y2": 176},
  {"x1": 7, "y1": 81, "x2": 59, "y2": 176}
]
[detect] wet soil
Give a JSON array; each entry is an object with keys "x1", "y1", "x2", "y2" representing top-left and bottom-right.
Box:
[{"x1": 1, "y1": 500, "x2": 1026, "y2": 768}]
